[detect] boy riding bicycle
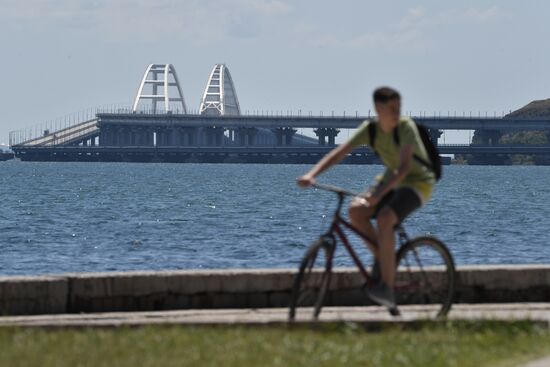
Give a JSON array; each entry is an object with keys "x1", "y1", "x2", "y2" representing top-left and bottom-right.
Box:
[{"x1": 297, "y1": 87, "x2": 436, "y2": 308}]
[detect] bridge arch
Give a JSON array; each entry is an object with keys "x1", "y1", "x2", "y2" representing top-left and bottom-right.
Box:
[
  {"x1": 199, "y1": 64, "x2": 241, "y2": 116},
  {"x1": 132, "y1": 64, "x2": 187, "y2": 114}
]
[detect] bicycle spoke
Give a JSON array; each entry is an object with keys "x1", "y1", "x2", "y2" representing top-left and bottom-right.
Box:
[{"x1": 411, "y1": 247, "x2": 438, "y2": 293}]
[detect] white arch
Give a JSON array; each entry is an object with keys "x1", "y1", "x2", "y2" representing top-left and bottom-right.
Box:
[
  {"x1": 199, "y1": 64, "x2": 241, "y2": 116},
  {"x1": 132, "y1": 64, "x2": 187, "y2": 113}
]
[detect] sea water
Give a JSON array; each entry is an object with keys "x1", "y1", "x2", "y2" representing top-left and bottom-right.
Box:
[{"x1": 1, "y1": 161, "x2": 549, "y2": 275}]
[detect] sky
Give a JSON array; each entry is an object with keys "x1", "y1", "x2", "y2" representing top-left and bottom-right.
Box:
[{"x1": 1, "y1": 0, "x2": 550, "y2": 145}]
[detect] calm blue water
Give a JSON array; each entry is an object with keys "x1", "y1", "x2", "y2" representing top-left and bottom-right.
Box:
[{"x1": 1, "y1": 161, "x2": 549, "y2": 275}]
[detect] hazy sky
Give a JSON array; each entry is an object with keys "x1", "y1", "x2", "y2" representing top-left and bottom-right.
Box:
[{"x1": 1, "y1": 0, "x2": 549, "y2": 145}]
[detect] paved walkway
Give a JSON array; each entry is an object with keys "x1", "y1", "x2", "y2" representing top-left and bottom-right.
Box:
[{"x1": 1, "y1": 303, "x2": 550, "y2": 328}]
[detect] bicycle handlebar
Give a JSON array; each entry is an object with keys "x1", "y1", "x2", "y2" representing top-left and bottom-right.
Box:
[{"x1": 311, "y1": 183, "x2": 359, "y2": 197}]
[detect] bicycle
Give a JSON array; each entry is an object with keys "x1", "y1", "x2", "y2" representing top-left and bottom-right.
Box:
[{"x1": 288, "y1": 183, "x2": 456, "y2": 321}]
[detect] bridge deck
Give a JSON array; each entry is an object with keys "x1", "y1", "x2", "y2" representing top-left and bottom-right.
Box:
[{"x1": 96, "y1": 113, "x2": 550, "y2": 130}]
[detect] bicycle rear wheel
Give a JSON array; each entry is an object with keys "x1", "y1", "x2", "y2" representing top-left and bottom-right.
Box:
[
  {"x1": 288, "y1": 236, "x2": 335, "y2": 321},
  {"x1": 394, "y1": 236, "x2": 455, "y2": 318}
]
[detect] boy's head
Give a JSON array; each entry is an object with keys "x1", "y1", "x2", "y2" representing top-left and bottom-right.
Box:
[{"x1": 373, "y1": 87, "x2": 401, "y2": 128}]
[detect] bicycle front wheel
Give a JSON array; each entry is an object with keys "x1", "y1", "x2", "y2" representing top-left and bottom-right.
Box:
[
  {"x1": 395, "y1": 236, "x2": 455, "y2": 318},
  {"x1": 288, "y1": 236, "x2": 335, "y2": 321}
]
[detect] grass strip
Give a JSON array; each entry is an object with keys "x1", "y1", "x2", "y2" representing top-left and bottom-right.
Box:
[{"x1": 0, "y1": 320, "x2": 549, "y2": 367}]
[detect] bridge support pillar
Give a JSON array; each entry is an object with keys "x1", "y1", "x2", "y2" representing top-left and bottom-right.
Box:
[
  {"x1": 314, "y1": 128, "x2": 326, "y2": 146},
  {"x1": 156, "y1": 127, "x2": 176, "y2": 146},
  {"x1": 123, "y1": 127, "x2": 134, "y2": 146},
  {"x1": 134, "y1": 127, "x2": 153, "y2": 146},
  {"x1": 205, "y1": 127, "x2": 225, "y2": 146},
  {"x1": 116, "y1": 127, "x2": 127, "y2": 146},
  {"x1": 249, "y1": 128, "x2": 257, "y2": 146},
  {"x1": 147, "y1": 128, "x2": 154, "y2": 146},
  {"x1": 147, "y1": 128, "x2": 155, "y2": 146},
  {"x1": 168, "y1": 128, "x2": 176, "y2": 146},
  {"x1": 236, "y1": 128, "x2": 257, "y2": 146},
  {"x1": 118, "y1": 127, "x2": 127, "y2": 146},
  {"x1": 272, "y1": 128, "x2": 297, "y2": 146},
  {"x1": 110, "y1": 128, "x2": 117, "y2": 146},
  {"x1": 273, "y1": 128, "x2": 283, "y2": 146},
  {"x1": 314, "y1": 128, "x2": 340, "y2": 146},
  {"x1": 226, "y1": 130, "x2": 235, "y2": 145},
  {"x1": 99, "y1": 127, "x2": 108, "y2": 146},
  {"x1": 219, "y1": 128, "x2": 226, "y2": 146},
  {"x1": 129, "y1": 128, "x2": 137, "y2": 146},
  {"x1": 127, "y1": 129, "x2": 134, "y2": 146},
  {"x1": 99, "y1": 126, "x2": 109, "y2": 146},
  {"x1": 327, "y1": 129, "x2": 339, "y2": 146},
  {"x1": 187, "y1": 128, "x2": 198, "y2": 145},
  {"x1": 174, "y1": 127, "x2": 185, "y2": 146},
  {"x1": 133, "y1": 128, "x2": 147, "y2": 146},
  {"x1": 111, "y1": 127, "x2": 120, "y2": 146},
  {"x1": 100, "y1": 126, "x2": 116, "y2": 146},
  {"x1": 172, "y1": 127, "x2": 196, "y2": 146},
  {"x1": 236, "y1": 129, "x2": 246, "y2": 146},
  {"x1": 130, "y1": 128, "x2": 138, "y2": 146},
  {"x1": 205, "y1": 128, "x2": 213, "y2": 146},
  {"x1": 155, "y1": 128, "x2": 165, "y2": 146}
]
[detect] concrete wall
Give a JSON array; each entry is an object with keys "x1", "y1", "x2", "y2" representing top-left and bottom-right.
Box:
[
  {"x1": 1, "y1": 265, "x2": 550, "y2": 316},
  {"x1": 0, "y1": 276, "x2": 67, "y2": 315}
]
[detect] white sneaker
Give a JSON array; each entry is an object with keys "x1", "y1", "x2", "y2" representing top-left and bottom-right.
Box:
[{"x1": 366, "y1": 281, "x2": 396, "y2": 309}]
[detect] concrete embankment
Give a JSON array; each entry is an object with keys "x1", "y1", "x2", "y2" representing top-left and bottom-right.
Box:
[{"x1": 1, "y1": 265, "x2": 550, "y2": 316}]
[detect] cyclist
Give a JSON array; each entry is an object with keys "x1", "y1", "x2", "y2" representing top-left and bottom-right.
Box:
[{"x1": 297, "y1": 87, "x2": 436, "y2": 308}]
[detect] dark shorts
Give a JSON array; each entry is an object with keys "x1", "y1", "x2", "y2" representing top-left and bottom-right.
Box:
[{"x1": 373, "y1": 187, "x2": 422, "y2": 224}]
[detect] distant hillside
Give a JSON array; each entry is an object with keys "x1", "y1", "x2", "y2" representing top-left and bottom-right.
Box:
[
  {"x1": 465, "y1": 99, "x2": 550, "y2": 165},
  {"x1": 500, "y1": 99, "x2": 550, "y2": 164},
  {"x1": 505, "y1": 99, "x2": 550, "y2": 119}
]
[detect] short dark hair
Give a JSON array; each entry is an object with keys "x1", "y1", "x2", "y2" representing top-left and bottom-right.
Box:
[{"x1": 373, "y1": 87, "x2": 401, "y2": 104}]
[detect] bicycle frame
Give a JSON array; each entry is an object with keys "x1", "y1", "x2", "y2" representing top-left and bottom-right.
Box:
[{"x1": 316, "y1": 184, "x2": 409, "y2": 287}]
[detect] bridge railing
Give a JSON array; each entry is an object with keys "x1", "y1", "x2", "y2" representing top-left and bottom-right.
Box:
[
  {"x1": 96, "y1": 106, "x2": 512, "y2": 119},
  {"x1": 96, "y1": 106, "x2": 377, "y2": 118}
]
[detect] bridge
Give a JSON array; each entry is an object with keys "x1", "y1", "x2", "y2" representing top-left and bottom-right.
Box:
[{"x1": 8, "y1": 63, "x2": 550, "y2": 164}]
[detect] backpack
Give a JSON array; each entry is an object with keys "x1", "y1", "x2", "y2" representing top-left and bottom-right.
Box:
[{"x1": 367, "y1": 121, "x2": 442, "y2": 181}]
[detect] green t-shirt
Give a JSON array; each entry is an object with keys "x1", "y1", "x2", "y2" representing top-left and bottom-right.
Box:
[{"x1": 348, "y1": 117, "x2": 435, "y2": 202}]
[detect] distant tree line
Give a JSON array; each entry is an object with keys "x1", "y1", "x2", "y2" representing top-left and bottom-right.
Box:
[{"x1": 499, "y1": 131, "x2": 548, "y2": 145}]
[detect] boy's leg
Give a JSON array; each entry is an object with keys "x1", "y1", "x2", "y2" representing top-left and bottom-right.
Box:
[
  {"x1": 348, "y1": 198, "x2": 378, "y2": 255},
  {"x1": 366, "y1": 187, "x2": 422, "y2": 308},
  {"x1": 376, "y1": 207, "x2": 399, "y2": 287},
  {"x1": 365, "y1": 206, "x2": 399, "y2": 309},
  {"x1": 375, "y1": 187, "x2": 422, "y2": 287}
]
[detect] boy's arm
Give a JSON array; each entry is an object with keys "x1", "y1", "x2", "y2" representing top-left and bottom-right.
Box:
[
  {"x1": 368, "y1": 144, "x2": 413, "y2": 204},
  {"x1": 297, "y1": 142, "x2": 354, "y2": 187}
]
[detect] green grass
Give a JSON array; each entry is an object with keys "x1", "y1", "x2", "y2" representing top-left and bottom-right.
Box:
[{"x1": 1, "y1": 321, "x2": 549, "y2": 367}]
